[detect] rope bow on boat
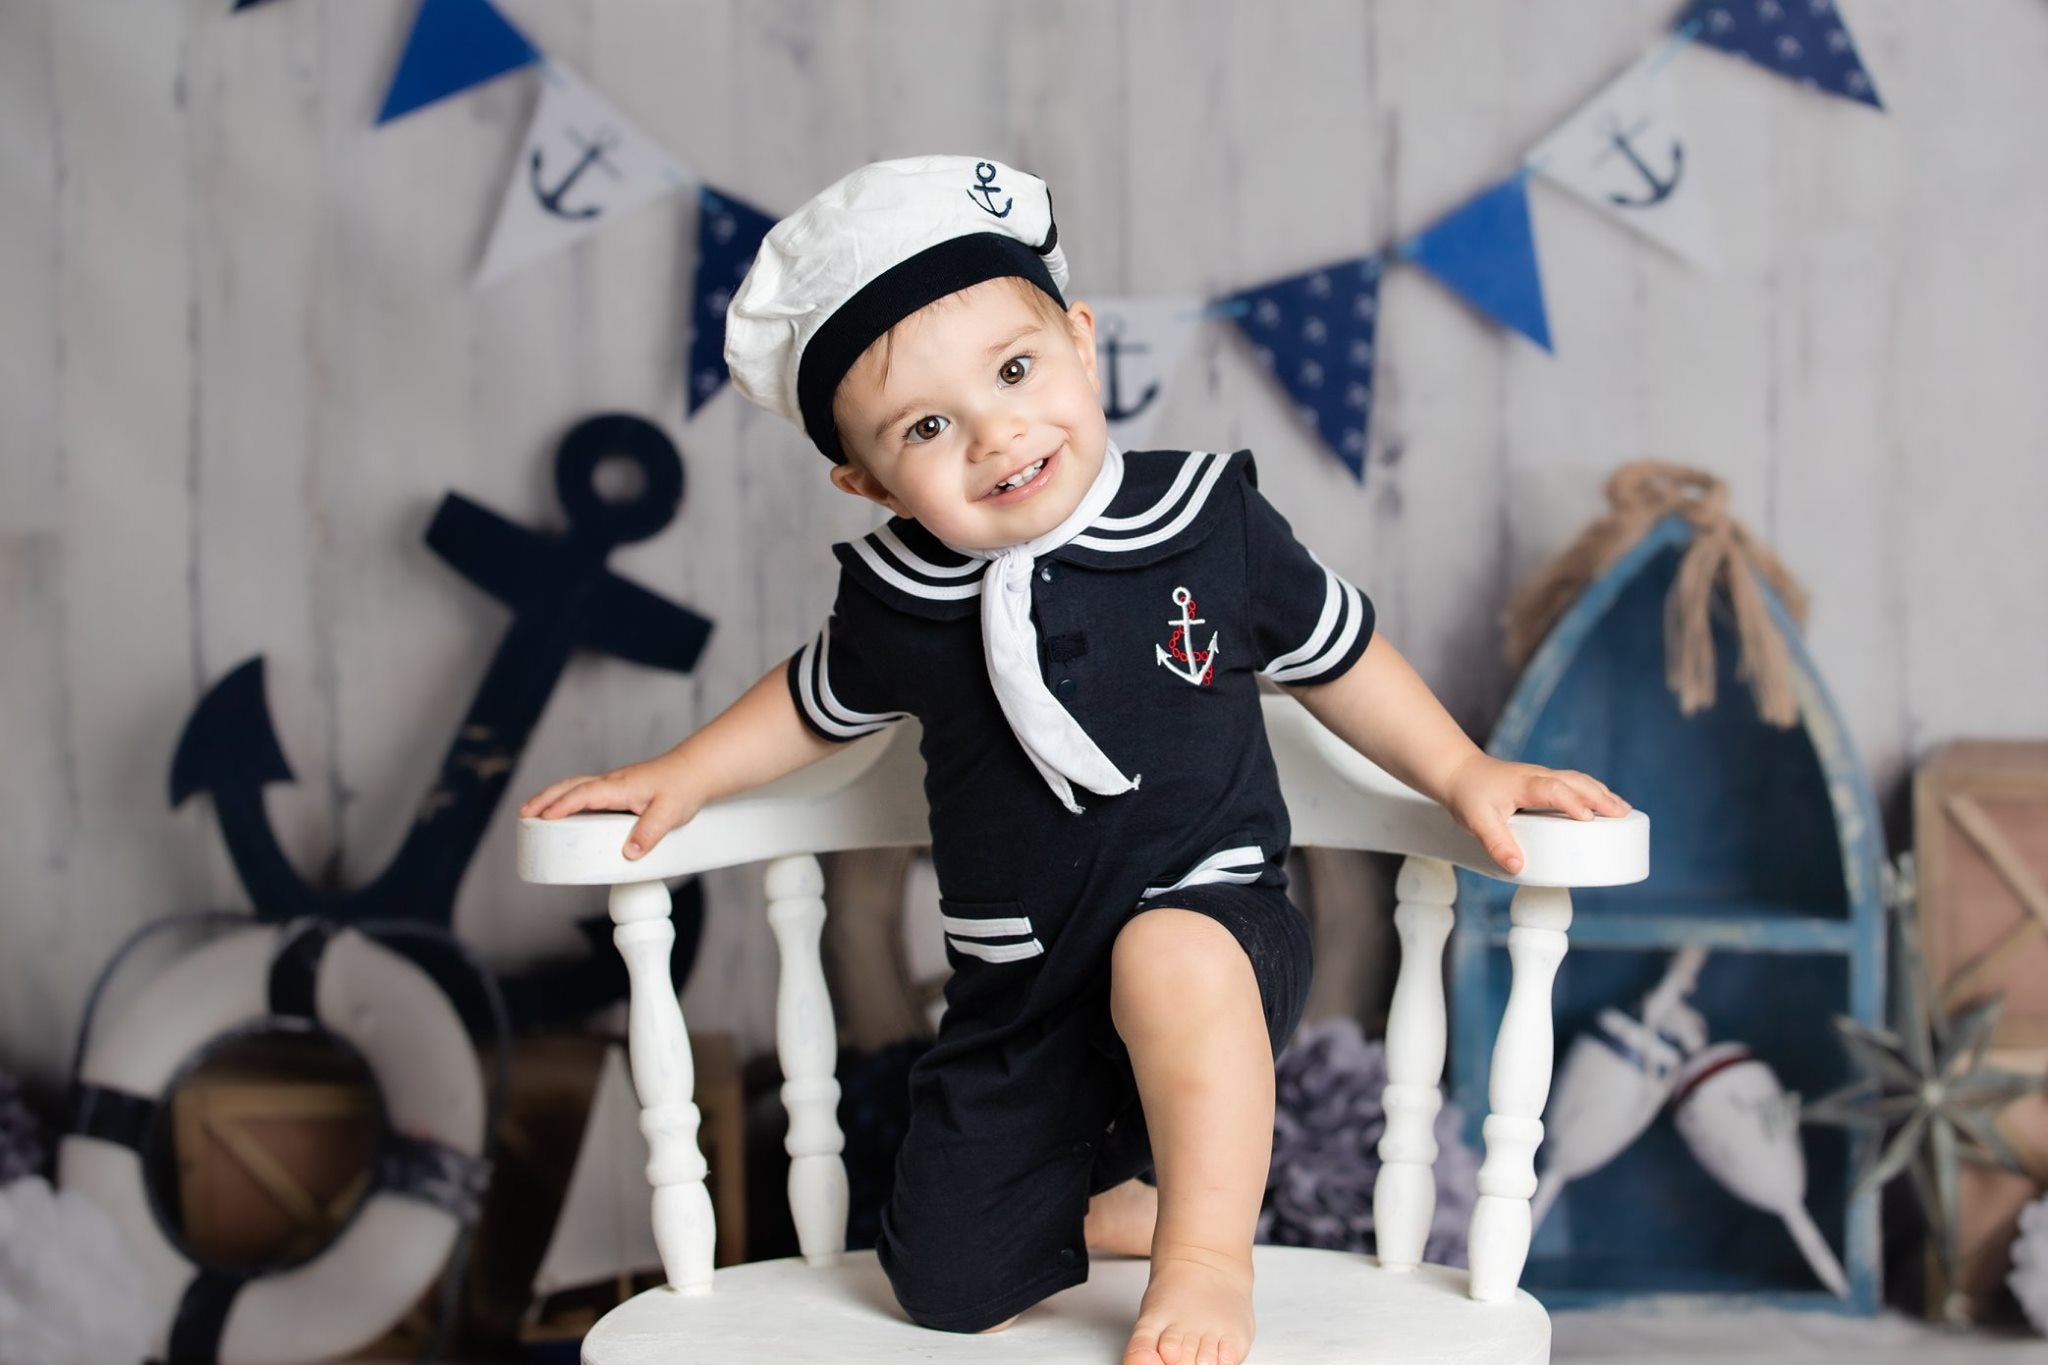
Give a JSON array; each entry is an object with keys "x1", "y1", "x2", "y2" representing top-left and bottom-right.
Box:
[{"x1": 1502, "y1": 461, "x2": 1811, "y2": 728}]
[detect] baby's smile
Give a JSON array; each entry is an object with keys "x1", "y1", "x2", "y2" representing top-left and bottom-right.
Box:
[
  {"x1": 825, "y1": 276, "x2": 1111, "y2": 548},
  {"x1": 981, "y1": 446, "x2": 1060, "y2": 501}
]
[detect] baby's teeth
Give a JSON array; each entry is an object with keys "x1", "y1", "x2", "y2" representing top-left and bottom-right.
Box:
[{"x1": 995, "y1": 459, "x2": 1044, "y2": 493}]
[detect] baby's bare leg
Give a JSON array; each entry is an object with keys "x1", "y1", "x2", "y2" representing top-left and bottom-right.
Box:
[
  {"x1": 1110, "y1": 908, "x2": 1271, "y2": 1365},
  {"x1": 1086, "y1": 1176, "x2": 1160, "y2": 1256}
]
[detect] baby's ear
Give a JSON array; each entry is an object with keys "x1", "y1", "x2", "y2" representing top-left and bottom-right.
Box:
[
  {"x1": 829, "y1": 460, "x2": 907, "y2": 515},
  {"x1": 1064, "y1": 299, "x2": 1101, "y2": 393}
]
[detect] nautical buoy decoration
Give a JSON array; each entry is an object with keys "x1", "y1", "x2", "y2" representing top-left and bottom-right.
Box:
[{"x1": 59, "y1": 920, "x2": 491, "y2": 1365}]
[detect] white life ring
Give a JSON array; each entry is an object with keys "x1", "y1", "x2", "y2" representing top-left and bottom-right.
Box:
[{"x1": 58, "y1": 923, "x2": 487, "y2": 1365}]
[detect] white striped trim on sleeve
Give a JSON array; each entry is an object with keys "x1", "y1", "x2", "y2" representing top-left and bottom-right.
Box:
[
  {"x1": 1260, "y1": 556, "x2": 1368, "y2": 685},
  {"x1": 794, "y1": 620, "x2": 910, "y2": 740}
]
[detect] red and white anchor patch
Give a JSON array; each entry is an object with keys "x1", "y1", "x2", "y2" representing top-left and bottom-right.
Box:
[{"x1": 1155, "y1": 586, "x2": 1219, "y2": 687}]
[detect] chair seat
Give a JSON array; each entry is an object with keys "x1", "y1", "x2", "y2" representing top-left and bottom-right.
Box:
[{"x1": 580, "y1": 1245, "x2": 1549, "y2": 1364}]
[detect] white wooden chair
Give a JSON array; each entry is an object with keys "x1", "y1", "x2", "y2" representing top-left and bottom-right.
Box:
[{"x1": 516, "y1": 693, "x2": 1649, "y2": 1364}]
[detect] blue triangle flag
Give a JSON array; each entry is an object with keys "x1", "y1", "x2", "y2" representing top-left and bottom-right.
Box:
[
  {"x1": 1400, "y1": 172, "x2": 1552, "y2": 353},
  {"x1": 1222, "y1": 257, "x2": 1384, "y2": 481},
  {"x1": 377, "y1": 0, "x2": 539, "y2": 125},
  {"x1": 1678, "y1": 0, "x2": 1882, "y2": 110},
  {"x1": 688, "y1": 187, "x2": 779, "y2": 417}
]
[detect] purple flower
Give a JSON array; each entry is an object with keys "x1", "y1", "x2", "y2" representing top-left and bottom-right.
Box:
[
  {"x1": 0, "y1": 1075, "x2": 46, "y2": 1188},
  {"x1": 1257, "y1": 1018, "x2": 1479, "y2": 1266}
]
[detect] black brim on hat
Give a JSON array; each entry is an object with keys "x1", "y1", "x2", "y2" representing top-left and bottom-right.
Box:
[{"x1": 796, "y1": 232, "x2": 1066, "y2": 465}]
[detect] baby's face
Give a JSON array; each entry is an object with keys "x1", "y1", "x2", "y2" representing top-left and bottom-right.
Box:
[{"x1": 828, "y1": 278, "x2": 1107, "y2": 549}]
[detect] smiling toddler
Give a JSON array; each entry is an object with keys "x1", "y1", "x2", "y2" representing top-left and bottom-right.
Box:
[{"x1": 522, "y1": 155, "x2": 1627, "y2": 1365}]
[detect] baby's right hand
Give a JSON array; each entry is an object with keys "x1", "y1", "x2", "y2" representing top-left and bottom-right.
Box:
[{"x1": 517, "y1": 755, "x2": 701, "y2": 861}]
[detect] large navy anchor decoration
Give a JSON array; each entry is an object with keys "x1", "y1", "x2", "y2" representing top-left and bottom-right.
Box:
[{"x1": 170, "y1": 414, "x2": 714, "y2": 1027}]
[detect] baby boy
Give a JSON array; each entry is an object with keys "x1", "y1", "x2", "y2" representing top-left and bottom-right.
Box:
[{"x1": 521, "y1": 155, "x2": 1626, "y2": 1365}]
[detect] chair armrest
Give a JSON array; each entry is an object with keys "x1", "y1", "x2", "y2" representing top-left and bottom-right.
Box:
[
  {"x1": 516, "y1": 695, "x2": 1649, "y2": 891},
  {"x1": 517, "y1": 722, "x2": 931, "y2": 886},
  {"x1": 1264, "y1": 694, "x2": 1648, "y2": 887}
]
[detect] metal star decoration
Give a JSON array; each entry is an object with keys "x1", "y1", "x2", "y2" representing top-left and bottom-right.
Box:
[{"x1": 1802, "y1": 854, "x2": 2048, "y2": 1325}]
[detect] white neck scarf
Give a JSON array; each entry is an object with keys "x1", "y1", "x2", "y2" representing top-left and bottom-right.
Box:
[{"x1": 940, "y1": 440, "x2": 1138, "y2": 814}]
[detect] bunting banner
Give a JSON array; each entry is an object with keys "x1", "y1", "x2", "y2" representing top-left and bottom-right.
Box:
[
  {"x1": 1400, "y1": 172, "x2": 1554, "y2": 354},
  {"x1": 1084, "y1": 297, "x2": 1205, "y2": 454},
  {"x1": 377, "y1": 0, "x2": 539, "y2": 125},
  {"x1": 1678, "y1": 0, "x2": 1884, "y2": 110},
  {"x1": 1528, "y1": 50, "x2": 1723, "y2": 273},
  {"x1": 1221, "y1": 259, "x2": 1384, "y2": 482},
  {"x1": 476, "y1": 63, "x2": 691, "y2": 287},
  {"x1": 367, "y1": 0, "x2": 1886, "y2": 481},
  {"x1": 686, "y1": 187, "x2": 778, "y2": 416}
]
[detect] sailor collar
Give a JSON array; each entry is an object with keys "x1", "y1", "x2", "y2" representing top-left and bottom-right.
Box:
[{"x1": 832, "y1": 447, "x2": 1253, "y2": 620}]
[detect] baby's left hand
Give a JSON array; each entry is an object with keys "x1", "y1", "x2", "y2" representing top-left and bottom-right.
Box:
[{"x1": 1442, "y1": 753, "x2": 1630, "y2": 876}]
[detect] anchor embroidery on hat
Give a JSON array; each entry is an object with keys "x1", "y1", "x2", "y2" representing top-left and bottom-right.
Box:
[
  {"x1": 1156, "y1": 586, "x2": 1219, "y2": 687},
  {"x1": 966, "y1": 161, "x2": 1013, "y2": 218}
]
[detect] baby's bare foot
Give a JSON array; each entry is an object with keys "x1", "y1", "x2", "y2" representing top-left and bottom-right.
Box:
[
  {"x1": 1085, "y1": 1177, "x2": 1158, "y2": 1257},
  {"x1": 1123, "y1": 1243, "x2": 1254, "y2": 1365}
]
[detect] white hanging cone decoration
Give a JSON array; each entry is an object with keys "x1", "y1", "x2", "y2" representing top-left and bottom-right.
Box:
[
  {"x1": 1531, "y1": 947, "x2": 1708, "y2": 1231},
  {"x1": 477, "y1": 60, "x2": 690, "y2": 287},
  {"x1": 1672, "y1": 1041, "x2": 1850, "y2": 1298},
  {"x1": 1527, "y1": 48, "x2": 1723, "y2": 274},
  {"x1": 530, "y1": 1044, "x2": 665, "y2": 1300},
  {"x1": 1085, "y1": 296, "x2": 1204, "y2": 452}
]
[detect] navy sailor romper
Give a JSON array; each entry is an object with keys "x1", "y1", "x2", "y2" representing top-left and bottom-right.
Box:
[{"x1": 784, "y1": 446, "x2": 1375, "y2": 1332}]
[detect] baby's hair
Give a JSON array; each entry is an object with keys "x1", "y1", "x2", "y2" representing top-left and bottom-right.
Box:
[{"x1": 834, "y1": 275, "x2": 1074, "y2": 463}]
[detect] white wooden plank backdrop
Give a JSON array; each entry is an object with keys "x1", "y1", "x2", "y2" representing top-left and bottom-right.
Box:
[{"x1": 2, "y1": 0, "x2": 2043, "y2": 1085}]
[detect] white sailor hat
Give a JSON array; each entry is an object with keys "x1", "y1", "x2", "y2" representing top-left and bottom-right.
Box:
[{"x1": 723, "y1": 154, "x2": 1070, "y2": 464}]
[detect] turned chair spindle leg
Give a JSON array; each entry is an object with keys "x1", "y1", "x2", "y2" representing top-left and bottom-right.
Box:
[
  {"x1": 1373, "y1": 857, "x2": 1456, "y2": 1272},
  {"x1": 1467, "y1": 884, "x2": 1573, "y2": 1302},
  {"x1": 611, "y1": 878, "x2": 716, "y2": 1294}
]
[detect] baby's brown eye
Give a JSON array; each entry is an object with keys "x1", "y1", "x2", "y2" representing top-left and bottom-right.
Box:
[
  {"x1": 906, "y1": 415, "x2": 948, "y2": 443},
  {"x1": 1000, "y1": 355, "x2": 1033, "y2": 384}
]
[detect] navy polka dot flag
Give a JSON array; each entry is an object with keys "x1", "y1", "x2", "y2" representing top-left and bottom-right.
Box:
[
  {"x1": 687, "y1": 187, "x2": 778, "y2": 418},
  {"x1": 1222, "y1": 259, "x2": 1385, "y2": 483},
  {"x1": 1678, "y1": 0, "x2": 1884, "y2": 111}
]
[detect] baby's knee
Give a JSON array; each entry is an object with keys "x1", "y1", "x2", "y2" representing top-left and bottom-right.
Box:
[
  {"x1": 876, "y1": 1175, "x2": 1089, "y2": 1332},
  {"x1": 1111, "y1": 907, "x2": 1252, "y2": 1001},
  {"x1": 878, "y1": 1228, "x2": 1078, "y2": 1332}
]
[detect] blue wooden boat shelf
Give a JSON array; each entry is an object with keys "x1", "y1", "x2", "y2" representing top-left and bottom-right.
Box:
[{"x1": 1450, "y1": 514, "x2": 1888, "y2": 1313}]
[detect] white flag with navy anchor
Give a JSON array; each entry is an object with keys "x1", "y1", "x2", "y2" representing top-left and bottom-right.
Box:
[
  {"x1": 1527, "y1": 49, "x2": 1722, "y2": 273},
  {"x1": 477, "y1": 61, "x2": 690, "y2": 286},
  {"x1": 1085, "y1": 296, "x2": 1204, "y2": 453}
]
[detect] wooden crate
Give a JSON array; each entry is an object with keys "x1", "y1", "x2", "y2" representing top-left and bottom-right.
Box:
[
  {"x1": 171, "y1": 1033, "x2": 381, "y2": 1267},
  {"x1": 1916, "y1": 741, "x2": 2048, "y2": 1051},
  {"x1": 1915, "y1": 743, "x2": 2048, "y2": 1321},
  {"x1": 1939, "y1": 1051, "x2": 2048, "y2": 1324}
]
